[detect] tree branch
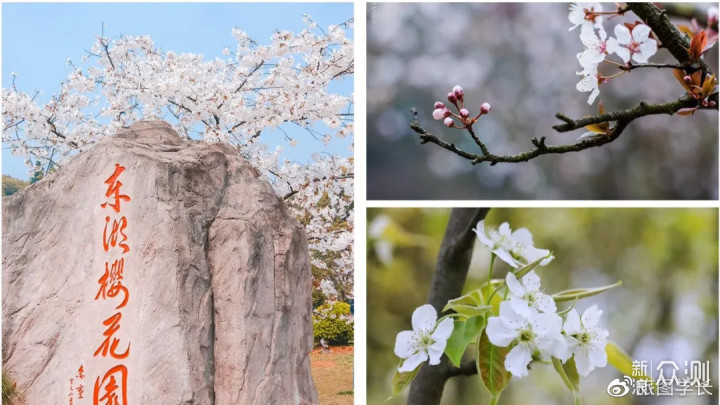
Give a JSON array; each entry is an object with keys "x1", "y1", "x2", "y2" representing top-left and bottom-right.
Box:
[
  {"x1": 626, "y1": 3, "x2": 709, "y2": 72},
  {"x1": 407, "y1": 208, "x2": 490, "y2": 405},
  {"x1": 411, "y1": 93, "x2": 716, "y2": 165}
]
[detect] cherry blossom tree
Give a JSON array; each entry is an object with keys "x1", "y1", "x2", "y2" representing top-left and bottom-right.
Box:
[
  {"x1": 412, "y1": 3, "x2": 718, "y2": 166},
  {"x1": 2, "y1": 16, "x2": 354, "y2": 300}
]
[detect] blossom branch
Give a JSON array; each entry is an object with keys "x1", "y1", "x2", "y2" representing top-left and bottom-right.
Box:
[
  {"x1": 407, "y1": 208, "x2": 490, "y2": 405},
  {"x1": 626, "y1": 3, "x2": 710, "y2": 71},
  {"x1": 412, "y1": 93, "x2": 717, "y2": 165}
]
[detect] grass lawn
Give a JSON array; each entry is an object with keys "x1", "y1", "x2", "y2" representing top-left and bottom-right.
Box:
[{"x1": 311, "y1": 346, "x2": 354, "y2": 405}]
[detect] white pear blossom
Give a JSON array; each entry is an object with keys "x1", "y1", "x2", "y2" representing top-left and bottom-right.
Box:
[
  {"x1": 563, "y1": 305, "x2": 609, "y2": 376},
  {"x1": 611, "y1": 24, "x2": 657, "y2": 64},
  {"x1": 576, "y1": 64, "x2": 601, "y2": 105},
  {"x1": 394, "y1": 304, "x2": 454, "y2": 373},
  {"x1": 568, "y1": 2, "x2": 604, "y2": 32},
  {"x1": 506, "y1": 270, "x2": 557, "y2": 317},
  {"x1": 486, "y1": 301, "x2": 570, "y2": 377},
  {"x1": 474, "y1": 220, "x2": 554, "y2": 268}
]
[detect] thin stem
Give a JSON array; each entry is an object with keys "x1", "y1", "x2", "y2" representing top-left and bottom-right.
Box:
[
  {"x1": 485, "y1": 254, "x2": 496, "y2": 305},
  {"x1": 489, "y1": 394, "x2": 499, "y2": 405},
  {"x1": 466, "y1": 124, "x2": 490, "y2": 156}
]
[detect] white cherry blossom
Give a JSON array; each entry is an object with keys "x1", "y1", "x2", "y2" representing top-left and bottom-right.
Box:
[
  {"x1": 486, "y1": 301, "x2": 570, "y2": 377},
  {"x1": 2, "y1": 18, "x2": 354, "y2": 300},
  {"x1": 576, "y1": 64, "x2": 601, "y2": 105},
  {"x1": 577, "y1": 25, "x2": 618, "y2": 73},
  {"x1": 394, "y1": 304, "x2": 454, "y2": 372},
  {"x1": 568, "y1": 2, "x2": 604, "y2": 32},
  {"x1": 563, "y1": 305, "x2": 609, "y2": 376},
  {"x1": 474, "y1": 220, "x2": 554, "y2": 268},
  {"x1": 611, "y1": 23, "x2": 657, "y2": 64},
  {"x1": 505, "y1": 270, "x2": 557, "y2": 317}
]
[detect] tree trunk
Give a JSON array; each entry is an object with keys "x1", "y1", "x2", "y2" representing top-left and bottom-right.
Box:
[{"x1": 407, "y1": 208, "x2": 490, "y2": 405}]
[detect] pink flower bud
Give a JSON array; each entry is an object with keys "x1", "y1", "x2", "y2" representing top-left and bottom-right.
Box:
[
  {"x1": 480, "y1": 102, "x2": 492, "y2": 114},
  {"x1": 447, "y1": 92, "x2": 457, "y2": 104},
  {"x1": 453, "y1": 85, "x2": 464, "y2": 102},
  {"x1": 684, "y1": 75, "x2": 692, "y2": 84},
  {"x1": 710, "y1": 101, "x2": 717, "y2": 108},
  {"x1": 432, "y1": 108, "x2": 446, "y2": 120},
  {"x1": 443, "y1": 117, "x2": 455, "y2": 127},
  {"x1": 459, "y1": 108, "x2": 470, "y2": 118},
  {"x1": 702, "y1": 99, "x2": 709, "y2": 107},
  {"x1": 434, "y1": 101, "x2": 445, "y2": 109}
]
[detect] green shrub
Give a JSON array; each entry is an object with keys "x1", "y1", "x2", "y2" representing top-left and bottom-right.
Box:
[
  {"x1": 313, "y1": 301, "x2": 354, "y2": 345},
  {"x1": 2, "y1": 370, "x2": 19, "y2": 404}
]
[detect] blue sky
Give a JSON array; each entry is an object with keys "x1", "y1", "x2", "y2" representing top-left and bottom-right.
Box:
[{"x1": 2, "y1": 2, "x2": 353, "y2": 179}]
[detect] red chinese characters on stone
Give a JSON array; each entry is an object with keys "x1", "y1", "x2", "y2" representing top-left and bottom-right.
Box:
[
  {"x1": 103, "y1": 216, "x2": 129, "y2": 254},
  {"x1": 101, "y1": 164, "x2": 131, "y2": 213},
  {"x1": 94, "y1": 312, "x2": 130, "y2": 360},
  {"x1": 96, "y1": 164, "x2": 131, "y2": 405},
  {"x1": 95, "y1": 258, "x2": 129, "y2": 309},
  {"x1": 93, "y1": 365, "x2": 127, "y2": 405}
]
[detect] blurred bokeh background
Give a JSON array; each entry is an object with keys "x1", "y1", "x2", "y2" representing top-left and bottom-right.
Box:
[
  {"x1": 367, "y1": 208, "x2": 718, "y2": 404},
  {"x1": 367, "y1": 3, "x2": 718, "y2": 199}
]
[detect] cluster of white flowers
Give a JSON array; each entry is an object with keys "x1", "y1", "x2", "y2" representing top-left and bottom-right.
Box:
[
  {"x1": 393, "y1": 220, "x2": 610, "y2": 380},
  {"x1": 478, "y1": 220, "x2": 609, "y2": 377},
  {"x1": 2, "y1": 18, "x2": 354, "y2": 299},
  {"x1": 487, "y1": 273, "x2": 608, "y2": 377},
  {"x1": 569, "y1": 3, "x2": 657, "y2": 104},
  {"x1": 474, "y1": 220, "x2": 553, "y2": 268}
]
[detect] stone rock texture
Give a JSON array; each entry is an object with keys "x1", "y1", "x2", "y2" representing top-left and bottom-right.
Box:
[{"x1": 2, "y1": 121, "x2": 318, "y2": 404}]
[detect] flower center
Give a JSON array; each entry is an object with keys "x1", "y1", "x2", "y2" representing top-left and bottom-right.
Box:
[
  {"x1": 419, "y1": 334, "x2": 435, "y2": 348},
  {"x1": 578, "y1": 331, "x2": 593, "y2": 344},
  {"x1": 519, "y1": 328, "x2": 535, "y2": 343},
  {"x1": 628, "y1": 41, "x2": 640, "y2": 54}
]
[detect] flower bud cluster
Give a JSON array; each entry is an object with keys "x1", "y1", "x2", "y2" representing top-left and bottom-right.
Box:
[{"x1": 431, "y1": 85, "x2": 491, "y2": 129}]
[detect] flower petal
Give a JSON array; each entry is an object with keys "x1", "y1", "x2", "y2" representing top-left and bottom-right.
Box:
[
  {"x1": 394, "y1": 330, "x2": 419, "y2": 359},
  {"x1": 412, "y1": 304, "x2": 438, "y2": 335},
  {"x1": 426, "y1": 344, "x2": 445, "y2": 365},
  {"x1": 614, "y1": 24, "x2": 632, "y2": 45},
  {"x1": 614, "y1": 46, "x2": 631, "y2": 63},
  {"x1": 510, "y1": 296, "x2": 532, "y2": 319},
  {"x1": 581, "y1": 305, "x2": 602, "y2": 328},
  {"x1": 588, "y1": 344, "x2": 608, "y2": 369},
  {"x1": 574, "y1": 351, "x2": 594, "y2": 376},
  {"x1": 587, "y1": 87, "x2": 600, "y2": 105},
  {"x1": 498, "y1": 222, "x2": 512, "y2": 238},
  {"x1": 521, "y1": 270, "x2": 541, "y2": 292},
  {"x1": 632, "y1": 24, "x2": 651, "y2": 42},
  {"x1": 506, "y1": 272, "x2": 526, "y2": 297},
  {"x1": 399, "y1": 351, "x2": 428, "y2": 373},
  {"x1": 534, "y1": 293, "x2": 557, "y2": 314},
  {"x1": 473, "y1": 220, "x2": 494, "y2": 249},
  {"x1": 505, "y1": 344, "x2": 532, "y2": 377},
  {"x1": 563, "y1": 309, "x2": 582, "y2": 335},
  {"x1": 486, "y1": 316, "x2": 517, "y2": 347},
  {"x1": 511, "y1": 227, "x2": 534, "y2": 246},
  {"x1": 431, "y1": 318, "x2": 455, "y2": 342},
  {"x1": 494, "y1": 248, "x2": 520, "y2": 268}
]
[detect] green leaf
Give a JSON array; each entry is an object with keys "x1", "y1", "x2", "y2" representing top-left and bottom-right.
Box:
[
  {"x1": 443, "y1": 290, "x2": 492, "y2": 319},
  {"x1": 388, "y1": 363, "x2": 421, "y2": 400},
  {"x1": 513, "y1": 254, "x2": 552, "y2": 279},
  {"x1": 553, "y1": 281, "x2": 622, "y2": 302},
  {"x1": 444, "y1": 316, "x2": 486, "y2": 367},
  {"x1": 480, "y1": 282, "x2": 504, "y2": 315},
  {"x1": 553, "y1": 357, "x2": 582, "y2": 405},
  {"x1": 606, "y1": 341, "x2": 654, "y2": 386},
  {"x1": 477, "y1": 330, "x2": 511, "y2": 397}
]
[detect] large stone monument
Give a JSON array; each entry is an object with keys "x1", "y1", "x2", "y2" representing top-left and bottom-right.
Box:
[{"x1": 2, "y1": 121, "x2": 318, "y2": 404}]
